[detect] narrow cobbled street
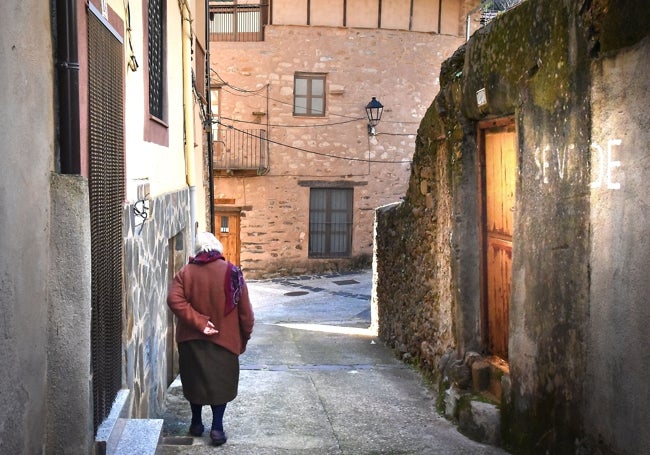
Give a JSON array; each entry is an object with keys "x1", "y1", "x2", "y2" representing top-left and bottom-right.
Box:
[{"x1": 156, "y1": 270, "x2": 508, "y2": 454}]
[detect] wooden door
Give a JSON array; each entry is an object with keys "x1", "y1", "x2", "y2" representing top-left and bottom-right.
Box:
[
  {"x1": 481, "y1": 123, "x2": 516, "y2": 360},
  {"x1": 215, "y1": 211, "x2": 241, "y2": 266}
]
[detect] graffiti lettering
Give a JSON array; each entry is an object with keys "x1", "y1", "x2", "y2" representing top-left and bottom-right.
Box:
[
  {"x1": 534, "y1": 144, "x2": 572, "y2": 184},
  {"x1": 590, "y1": 140, "x2": 622, "y2": 190},
  {"x1": 557, "y1": 144, "x2": 572, "y2": 180},
  {"x1": 534, "y1": 140, "x2": 622, "y2": 190},
  {"x1": 534, "y1": 145, "x2": 551, "y2": 184}
]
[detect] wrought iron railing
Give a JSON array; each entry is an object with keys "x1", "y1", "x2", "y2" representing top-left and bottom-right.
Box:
[
  {"x1": 213, "y1": 127, "x2": 269, "y2": 174},
  {"x1": 209, "y1": 2, "x2": 268, "y2": 42}
]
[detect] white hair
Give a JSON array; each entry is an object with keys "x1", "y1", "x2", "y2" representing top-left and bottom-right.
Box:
[{"x1": 194, "y1": 232, "x2": 224, "y2": 254}]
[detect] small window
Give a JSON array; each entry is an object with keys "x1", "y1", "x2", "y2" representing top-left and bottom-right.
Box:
[
  {"x1": 148, "y1": 0, "x2": 164, "y2": 119},
  {"x1": 220, "y1": 216, "x2": 230, "y2": 233},
  {"x1": 294, "y1": 73, "x2": 326, "y2": 117},
  {"x1": 309, "y1": 188, "x2": 353, "y2": 258}
]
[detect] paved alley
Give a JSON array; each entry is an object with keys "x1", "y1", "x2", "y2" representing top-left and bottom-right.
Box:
[{"x1": 156, "y1": 270, "x2": 508, "y2": 454}]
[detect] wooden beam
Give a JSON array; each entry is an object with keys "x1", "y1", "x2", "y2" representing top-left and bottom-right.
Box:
[{"x1": 378, "y1": 0, "x2": 382, "y2": 28}]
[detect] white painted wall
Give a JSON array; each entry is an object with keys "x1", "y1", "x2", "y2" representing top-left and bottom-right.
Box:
[{"x1": 118, "y1": 0, "x2": 192, "y2": 203}]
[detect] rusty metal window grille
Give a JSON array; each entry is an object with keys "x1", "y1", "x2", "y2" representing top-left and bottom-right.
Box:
[
  {"x1": 88, "y1": 11, "x2": 125, "y2": 433},
  {"x1": 309, "y1": 188, "x2": 353, "y2": 258},
  {"x1": 148, "y1": 0, "x2": 164, "y2": 119},
  {"x1": 294, "y1": 73, "x2": 326, "y2": 117},
  {"x1": 209, "y1": 1, "x2": 268, "y2": 42}
]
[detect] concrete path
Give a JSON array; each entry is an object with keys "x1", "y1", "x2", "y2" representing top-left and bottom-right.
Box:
[{"x1": 157, "y1": 270, "x2": 509, "y2": 454}]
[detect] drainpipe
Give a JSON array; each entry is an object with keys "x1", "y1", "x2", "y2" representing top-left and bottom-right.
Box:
[
  {"x1": 205, "y1": 0, "x2": 215, "y2": 234},
  {"x1": 55, "y1": 0, "x2": 81, "y2": 174},
  {"x1": 179, "y1": 0, "x2": 196, "y2": 244}
]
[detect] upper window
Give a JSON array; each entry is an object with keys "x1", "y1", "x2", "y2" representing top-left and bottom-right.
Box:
[
  {"x1": 148, "y1": 0, "x2": 164, "y2": 120},
  {"x1": 309, "y1": 188, "x2": 353, "y2": 258},
  {"x1": 294, "y1": 73, "x2": 326, "y2": 117},
  {"x1": 209, "y1": 2, "x2": 268, "y2": 42}
]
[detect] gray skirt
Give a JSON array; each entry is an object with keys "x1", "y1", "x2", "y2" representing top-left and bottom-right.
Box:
[{"x1": 178, "y1": 340, "x2": 240, "y2": 405}]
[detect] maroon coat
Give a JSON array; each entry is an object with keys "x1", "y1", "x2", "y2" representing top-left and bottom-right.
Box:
[{"x1": 167, "y1": 259, "x2": 254, "y2": 355}]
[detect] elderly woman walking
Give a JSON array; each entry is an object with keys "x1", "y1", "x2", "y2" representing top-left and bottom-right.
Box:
[{"x1": 167, "y1": 232, "x2": 255, "y2": 446}]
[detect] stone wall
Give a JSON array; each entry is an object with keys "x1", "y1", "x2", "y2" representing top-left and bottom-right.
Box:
[
  {"x1": 211, "y1": 24, "x2": 464, "y2": 278},
  {"x1": 123, "y1": 188, "x2": 190, "y2": 418},
  {"x1": 375, "y1": 0, "x2": 650, "y2": 453}
]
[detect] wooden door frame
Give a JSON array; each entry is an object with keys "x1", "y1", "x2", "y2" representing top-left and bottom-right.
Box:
[{"x1": 477, "y1": 116, "x2": 516, "y2": 358}]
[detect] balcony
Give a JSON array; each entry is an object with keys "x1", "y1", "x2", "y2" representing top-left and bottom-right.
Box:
[
  {"x1": 209, "y1": 2, "x2": 268, "y2": 42},
  {"x1": 213, "y1": 127, "x2": 269, "y2": 176}
]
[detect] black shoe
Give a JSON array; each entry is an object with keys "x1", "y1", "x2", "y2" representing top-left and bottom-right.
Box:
[
  {"x1": 210, "y1": 429, "x2": 227, "y2": 446},
  {"x1": 189, "y1": 423, "x2": 204, "y2": 436}
]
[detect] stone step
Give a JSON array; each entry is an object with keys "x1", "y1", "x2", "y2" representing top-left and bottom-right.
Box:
[
  {"x1": 95, "y1": 389, "x2": 130, "y2": 455},
  {"x1": 93, "y1": 389, "x2": 163, "y2": 455},
  {"x1": 471, "y1": 356, "x2": 509, "y2": 402},
  {"x1": 113, "y1": 418, "x2": 163, "y2": 455},
  {"x1": 458, "y1": 398, "x2": 501, "y2": 446},
  {"x1": 455, "y1": 355, "x2": 509, "y2": 446}
]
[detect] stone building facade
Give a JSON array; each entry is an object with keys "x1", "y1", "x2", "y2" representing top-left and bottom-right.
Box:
[
  {"x1": 209, "y1": 0, "x2": 480, "y2": 277},
  {"x1": 375, "y1": 0, "x2": 650, "y2": 453}
]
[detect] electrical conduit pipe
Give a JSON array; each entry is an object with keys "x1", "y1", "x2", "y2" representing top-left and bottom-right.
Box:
[{"x1": 178, "y1": 0, "x2": 197, "y2": 246}]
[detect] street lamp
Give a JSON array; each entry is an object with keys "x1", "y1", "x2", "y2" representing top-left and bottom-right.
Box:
[{"x1": 365, "y1": 97, "x2": 383, "y2": 136}]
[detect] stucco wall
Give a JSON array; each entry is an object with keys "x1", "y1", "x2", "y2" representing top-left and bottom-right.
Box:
[
  {"x1": 375, "y1": 0, "x2": 650, "y2": 453},
  {"x1": 48, "y1": 175, "x2": 94, "y2": 454},
  {"x1": 121, "y1": 0, "x2": 194, "y2": 201},
  {"x1": 587, "y1": 35, "x2": 650, "y2": 455},
  {"x1": 0, "y1": 1, "x2": 56, "y2": 453},
  {"x1": 270, "y1": 0, "x2": 471, "y2": 35}
]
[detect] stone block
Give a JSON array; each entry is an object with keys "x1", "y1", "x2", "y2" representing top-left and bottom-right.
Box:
[
  {"x1": 500, "y1": 373, "x2": 511, "y2": 407},
  {"x1": 113, "y1": 419, "x2": 163, "y2": 455},
  {"x1": 443, "y1": 387, "x2": 460, "y2": 420},
  {"x1": 472, "y1": 360, "x2": 491, "y2": 392},
  {"x1": 449, "y1": 360, "x2": 472, "y2": 389},
  {"x1": 458, "y1": 399, "x2": 501, "y2": 446}
]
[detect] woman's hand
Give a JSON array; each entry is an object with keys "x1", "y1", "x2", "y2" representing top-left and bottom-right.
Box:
[{"x1": 203, "y1": 320, "x2": 219, "y2": 335}]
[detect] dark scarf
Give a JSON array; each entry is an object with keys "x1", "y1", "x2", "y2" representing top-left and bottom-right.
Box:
[
  {"x1": 189, "y1": 250, "x2": 242, "y2": 316},
  {"x1": 189, "y1": 250, "x2": 224, "y2": 264}
]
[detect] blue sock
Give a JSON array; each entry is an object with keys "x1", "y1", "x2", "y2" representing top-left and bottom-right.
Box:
[
  {"x1": 190, "y1": 402, "x2": 203, "y2": 426},
  {"x1": 211, "y1": 404, "x2": 227, "y2": 431}
]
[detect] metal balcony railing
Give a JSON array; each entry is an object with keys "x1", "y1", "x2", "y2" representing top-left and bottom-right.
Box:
[
  {"x1": 213, "y1": 127, "x2": 269, "y2": 175},
  {"x1": 209, "y1": 2, "x2": 268, "y2": 42}
]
